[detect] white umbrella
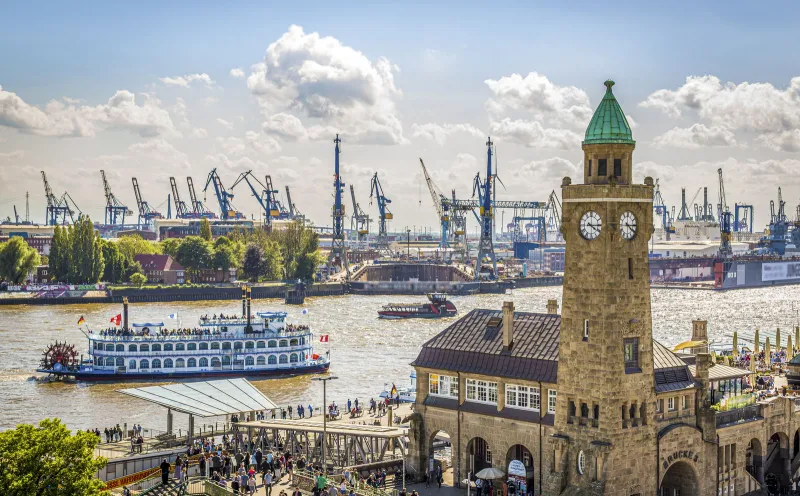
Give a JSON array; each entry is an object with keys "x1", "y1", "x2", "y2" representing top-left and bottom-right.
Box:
[
  {"x1": 461, "y1": 479, "x2": 477, "y2": 488},
  {"x1": 475, "y1": 467, "x2": 506, "y2": 479}
]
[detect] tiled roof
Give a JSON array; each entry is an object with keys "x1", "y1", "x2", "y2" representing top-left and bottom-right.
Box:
[
  {"x1": 412, "y1": 309, "x2": 696, "y2": 392},
  {"x1": 133, "y1": 254, "x2": 185, "y2": 272},
  {"x1": 411, "y1": 309, "x2": 560, "y2": 383},
  {"x1": 688, "y1": 363, "x2": 750, "y2": 381}
]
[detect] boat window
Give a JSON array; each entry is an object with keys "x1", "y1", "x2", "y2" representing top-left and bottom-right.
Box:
[
  {"x1": 187, "y1": 343, "x2": 196, "y2": 351},
  {"x1": 268, "y1": 340, "x2": 277, "y2": 348},
  {"x1": 152, "y1": 359, "x2": 161, "y2": 368},
  {"x1": 234, "y1": 342, "x2": 243, "y2": 350},
  {"x1": 279, "y1": 340, "x2": 288, "y2": 348},
  {"x1": 199, "y1": 342, "x2": 208, "y2": 350},
  {"x1": 299, "y1": 337, "x2": 304, "y2": 345},
  {"x1": 256, "y1": 341, "x2": 265, "y2": 349},
  {"x1": 129, "y1": 360, "x2": 137, "y2": 370},
  {"x1": 175, "y1": 358, "x2": 185, "y2": 368},
  {"x1": 115, "y1": 344, "x2": 124, "y2": 352},
  {"x1": 152, "y1": 344, "x2": 161, "y2": 352},
  {"x1": 222, "y1": 342, "x2": 232, "y2": 350},
  {"x1": 116, "y1": 357, "x2": 124, "y2": 367},
  {"x1": 290, "y1": 339, "x2": 298, "y2": 346},
  {"x1": 140, "y1": 344, "x2": 149, "y2": 352},
  {"x1": 106, "y1": 344, "x2": 114, "y2": 351},
  {"x1": 163, "y1": 359, "x2": 173, "y2": 368},
  {"x1": 187, "y1": 358, "x2": 196, "y2": 368},
  {"x1": 128, "y1": 344, "x2": 137, "y2": 352},
  {"x1": 268, "y1": 355, "x2": 277, "y2": 365},
  {"x1": 257, "y1": 356, "x2": 266, "y2": 365},
  {"x1": 163, "y1": 343, "x2": 173, "y2": 352},
  {"x1": 175, "y1": 343, "x2": 185, "y2": 351},
  {"x1": 246, "y1": 356, "x2": 255, "y2": 366},
  {"x1": 199, "y1": 358, "x2": 208, "y2": 367},
  {"x1": 211, "y1": 358, "x2": 221, "y2": 367},
  {"x1": 140, "y1": 360, "x2": 149, "y2": 369},
  {"x1": 222, "y1": 356, "x2": 231, "y2": 366},
  {"x1": 245, "y1": 341, "x2": 254, "y2": 349},
  {"x1": 210, "y1": 342, "x2": 220, "y2": 350},
  {"x1": 290, "y1": 353, "x2": 298, "y2": 363},
  {"x1": 95, "y1": 357, "x2": 102, "y2": 366},
  {"x1": 279, "y1": 355, "x2": 288, "y2": 364},
  {"x1": 105, "y1": 358, "x2": 115, "y2": 366}
]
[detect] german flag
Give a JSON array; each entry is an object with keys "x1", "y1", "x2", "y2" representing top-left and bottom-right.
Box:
[{"x1": 77, "y1": 316, "x2": 86, "y2": 326}]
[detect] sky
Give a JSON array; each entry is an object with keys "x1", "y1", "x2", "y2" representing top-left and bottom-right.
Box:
[{"x1": 2, "y1": 1, "x2": 800, "y2": 232}]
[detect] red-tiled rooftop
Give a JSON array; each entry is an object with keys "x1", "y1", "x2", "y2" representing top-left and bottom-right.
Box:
[{"x1": 133, "y1": 254, "x2": 185, "y2": 272}]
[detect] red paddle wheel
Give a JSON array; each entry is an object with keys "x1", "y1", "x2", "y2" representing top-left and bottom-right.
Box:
[{"x1": 40, "y1": 341, "x2": 79, "y2": 372}]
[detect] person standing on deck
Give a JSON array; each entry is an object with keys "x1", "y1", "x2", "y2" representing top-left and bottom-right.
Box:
[
  {"x1": 160, "y1": 459, "x2": 170, "y2": 485},
  {"x1": 308, "y1": 404, "x2": 313, "y2": 417}
]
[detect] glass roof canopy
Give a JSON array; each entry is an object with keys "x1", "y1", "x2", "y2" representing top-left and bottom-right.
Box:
[{"x1": 117, "y1": 378, "x2": 277, "y2": 418}]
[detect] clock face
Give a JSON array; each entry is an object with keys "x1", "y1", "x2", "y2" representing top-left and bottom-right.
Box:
[
  {"x1": 579, "y1": 211, "x2": 602, "y2": 240},
  {"x1": 620, "y1": 211, "x2": 637, "y2": 240}
]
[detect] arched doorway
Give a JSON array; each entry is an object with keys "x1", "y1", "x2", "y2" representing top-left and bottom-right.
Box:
[
  {"x1": 765, "y1": 432, "x2": 791, "y2": 489},
  {"x1": 794, "y1": 430, "x2": 800, "y2": 458},
  {"x1": 506, "y1": 444, "x2": 534, "y2": 496},
  {"x1": 659, "y1": 460, "x2": 698, "y2": 495},
  {"x1": 467, "y1": 437, "x2": 492, "y2": 476},
  {"x1": 746, "y1": 438, "x2": 764, "y2": 484},
  {"x1": 428, "y1": 430, "x2": 453, "y2": 488}
]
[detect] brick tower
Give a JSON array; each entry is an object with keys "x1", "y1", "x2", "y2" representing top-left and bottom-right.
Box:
[{"x1": 547, "y1": 80, "x2": 657, "y2": 495}]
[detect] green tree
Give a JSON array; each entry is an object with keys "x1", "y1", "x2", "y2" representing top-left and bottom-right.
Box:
[
  {"x1": 159, "y1": 238, "x2": 183, "y2": 259},
  {"x1": 116, "y1": 234, "x2": 159, "y2": 262},
  {"x1": 262, "y1": 239, "x2": 284, "y2": 280},
  {"x1": 130, "y1": 272, "x2": 147, "y2": 288},
  {"x1": 176, "y1": 236, "x2": 212, "y2": 280},
  {"x1": 199, "y1": 217, "x2": 212, "y2": 242},
  {"x1": 213, "y1": 245, "x2": 237, "y2": 281},
  {"x1": 101, "y1": 240, "x2": 126, "y2": 283},
  {"x1": 0, "y1": 418, "x2": 108, "y2": 496},
  {"x1": 49, "y1": 225, "x2": 71, "y2": 282},
  {"x1": 242, "y1": 243, "x2": 263, "y2": 282},
  {"x1": 125, "y1": 260, "x2": 143, "y2": 283},
  {"x1": 0, "y1": 236, "x2": 41, "y2": 284},
  {"x1": 269, "y1": 221, "x2": 321, "y2": 280}
]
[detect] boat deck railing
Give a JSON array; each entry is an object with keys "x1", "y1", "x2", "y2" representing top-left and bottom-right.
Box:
[{"x1": 91, "y1": 330, "x2": 313, "y2": 342}]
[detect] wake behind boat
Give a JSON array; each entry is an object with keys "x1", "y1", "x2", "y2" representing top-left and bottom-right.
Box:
[
  {"x1": 37, "y1": 288, "x2": 329, "y2": 382},
  {"x1": 377, "y1": 293, "x2": 457, "y2": 319}
]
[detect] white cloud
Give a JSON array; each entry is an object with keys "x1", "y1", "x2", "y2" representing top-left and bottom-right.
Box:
[
  {"x1": 653, "y1": 124, "x2": 738, "y2": 149},
  {"x1": 0, "y1": 150, "x2": 24, "y2": 161},
  {"x1": 205, "y1": 153, "x2": 258, "y2": 172},
  {"x1": 273, "y1": 156, "x2": 300, "y2": 165},
  {"x1": 216, "y1": 118, "x2": 234, "y2": 130},
  {"x1": 515, "y1": 157, "x2": 581, "y2": 180},
  {"x1": 0, "y1": 86, "x2": 176, "y2": 138},
  {"x1": 128, "y1": 137, "x2": 190, "y2": 168},
  {"x1": 758, "y1": 130, "x2": 800, "y2": 152},
  {"x1": 246, "y1": 25, "x2": 406, "y2": 145},
  {"x1": 488, "y1": 117, "x2": 581, "y2": 149},
  {"x1": 159, "y1": 73, "x2": 215, "y2": 88},
  {"x1": 263, "y1": 113, "x2": 307, "y2": 141},
  {"x1": 216, "y1": 131, "x2": 281, "y2": 157},
  {"x1": 230, "y1": 68, "x2": 245, "y2": 79},
  {"x1": 191, "y1": 127, "x2": 208, "y2": 139},
  {"x1": 411, "y1": 123, "x2": 484, "y2": 145},
  {"x1": 203, "y1": 97, "x2": 218, "y2": 106},
  {"x1": 484, "y1": 72, "x2": 592, "y2": 127}
]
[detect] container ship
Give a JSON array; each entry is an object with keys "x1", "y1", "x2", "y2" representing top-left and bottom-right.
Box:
[
  {"x1": 714, "y1": 258, "x2": 800, "y2": 290},
  {"x1": 377, "y1": 293, "x2": 457, "y2": 319},
  {"x1": 37, "y1": 291, "x2": 330, "y2": 381}
]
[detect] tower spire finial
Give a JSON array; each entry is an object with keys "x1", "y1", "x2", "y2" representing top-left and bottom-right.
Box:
[{"x1": 604, "y1": 80, "x2": 615, "y2": 92}]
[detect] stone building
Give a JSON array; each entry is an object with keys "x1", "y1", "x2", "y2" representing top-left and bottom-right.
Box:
[{"x1": 408, "y1": 81, "x2": 800, "y2": 495}]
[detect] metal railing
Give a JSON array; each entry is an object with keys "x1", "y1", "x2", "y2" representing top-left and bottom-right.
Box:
[
  {"x1": 92, "y1": 344, "x2": 313, "y2": 356},
  {"x1": 715, "y1": 404, "x2": 762, "y2": 428},
  {"x1": 91, "y1": 330, "x2": 312, "y2": 343}
]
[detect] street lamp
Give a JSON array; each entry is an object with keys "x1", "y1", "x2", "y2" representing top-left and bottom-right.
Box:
[{"x1": 311, "y1": 376, "x2": 338, "y2": 473}]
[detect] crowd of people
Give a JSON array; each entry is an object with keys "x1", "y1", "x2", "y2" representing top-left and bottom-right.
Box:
[{"x1": 85, "y1": 424, "x2": 125, "y2": 443}]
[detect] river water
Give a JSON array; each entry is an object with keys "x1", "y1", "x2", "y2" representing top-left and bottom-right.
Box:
[{"x1": 1, "y1": 286, "x2": 799, "y2": 432}]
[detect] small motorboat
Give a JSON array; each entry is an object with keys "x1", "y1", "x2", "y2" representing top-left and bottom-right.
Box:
[{"x1": 377, "y1": 293, "x2": 457, "y2": 319}]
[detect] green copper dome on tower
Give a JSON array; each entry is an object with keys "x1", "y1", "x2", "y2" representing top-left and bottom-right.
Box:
[{"x1": 583, "y1": 80, "x2": 635, "y2": 146}]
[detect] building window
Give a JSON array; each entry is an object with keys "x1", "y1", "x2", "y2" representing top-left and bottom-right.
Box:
[
  {"x1": 682, "y1": 395, "x2": 688, "y2": 410},
  {"x1": 668, "y1": 397, "x2": 675, "y2": 411},
  {"x1": 583, "y1": 320, "x2": 589, "y2": 341},
  {"x1": 506, "y1": 384, "x2": 538, "y2": 411},
  {"x1": 656, "y1": 399, "x2": 663, "y2": 413},
  {"x1": 628, "y1": 258, "x2": 634, "y2": 280},
  {"x1": 485, "y1": 447, "x2": 492, "y2": 464},
  {"x1": 429, "y1": 374, "x2": 458, "y2": 398},
  {"x1": 588, "y1": 159, "x2": 592, "y2": 176},
  {"x1": 466, "y1": 379, "x2": 497, "y2": 404},
  {"x1": 598, "y1": 159, "x2": 607, "y2": 177},
  {"x1": 548, "y1": 390, "x2": 557, "y2": 414},
  {"x1": 613, "y1": 158, "x2": 622, "y2": 177},
  {"x1": 623, "y1": 338, "x2": 640, "y2": 373}
]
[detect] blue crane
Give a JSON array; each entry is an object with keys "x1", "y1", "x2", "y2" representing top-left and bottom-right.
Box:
[
  {"x1": 187, "y1": 177, "x2": 216, "y2": 219},
  {"x1": 734, "y1": 203, "x2": 754, "y2": 233},
  {"x1": 369, "y1": 171, "x2": 393, "y2": 256},
  {"x1": 203, "y1": 168, "x2": 242, "y2": 220},
  {"x1": 132, "y1": 177, "x2": 162, "y2": 226},
  {"x1": 473, "y1": 137, "x2": 496, "y2": 280},
  {"x1": 170, "y1": 177, "x2": 191, "y2": 219},
  {"x1": 101, "y1": 170, "x2": 132, "y2": 226},
  {"x1": 327, "y1": 134, "x2": 349, "y2": 277},
  {"x1": 718, "y1": 168, "x2": 733, "y2": 257}
]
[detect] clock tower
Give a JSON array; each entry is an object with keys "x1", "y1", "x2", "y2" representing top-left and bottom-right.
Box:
[{"x1": 547, "y1": 80, "x2": 657, "y2": 495}]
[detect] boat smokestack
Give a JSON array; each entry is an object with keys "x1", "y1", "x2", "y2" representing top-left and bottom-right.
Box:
[
  {"x1": 241, "y1": 286, "x2": 247, "y2": 316},
  {"x1": 246, "y1": 286, "x2": 252, "y2": 327},
  {"x1": 502, "y1": 301, "x2": 515, "y2": 350},
  {"x1": 123, "y1": 297, "x2": 129, "y2": 331},
  {"x1": 547, "y1": 299, "x2": 559, "y2": 315}
]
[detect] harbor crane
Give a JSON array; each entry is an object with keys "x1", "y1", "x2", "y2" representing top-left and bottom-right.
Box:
[
  {"x1": 328, "y1": 134, "x2": 349, "y2": 278},
  {"x1": 546, "y1": 190, "x2": 562, "y2": 240},
  {"x1": 349, "y1": 184, "x2": 370, "y2": 242},
  {"x1": 170, "y1": 177, "x2": 192, "y2": 219},
  {"x1": 370, "y1": 172, "x2": 393, "y2": 256},
  {"x1": 419, "y1": 158, "x2": 450, "y2": 249},
  {"x1": 187, "y1": 177, "x2": 215, "y2": 219},
  {"x1": 101, "y1": 170, "x2": 132, "y2": 226},
  {"x1": 42, "y1": 171, "x2": 70, "y2": 225},
  {"x1": 285, "y1": 186, "x2": 305, "y2": 223},
  {"x1": 734, "y1": 203, "x2": 754, "y2": 233},
  {"x1": 677, "y1": 188, "x2": 693, "y2": 221},
  {"x1": 230, "y1": 171, "x2": 282, "y2": 227},
  {"x1": 652, "y1": 179, "x2": 674, "y2": 236},
  {"x1": 203, "y1": 168, "x2": 243, "y2": 220},
  {"x1": 132, "y1": 177, "x2": 163, "y2": 226},
  {"x1": 263, "y1": 175, "x2": 285, "y2": 220},
  {"x1": 762, "y1": 187, "x2": 789, "y2": 255},
  {"x1": 717, "y1": 168, "x2": 733, "y2": 257},
  {"x1": 472, "y1": 137, "x2": 497, "y2": 280}
]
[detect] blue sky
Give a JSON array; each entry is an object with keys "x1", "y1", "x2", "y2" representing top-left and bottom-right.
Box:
[{"x1": 2, "y1": 1, "x2": 800, "y2": 229}]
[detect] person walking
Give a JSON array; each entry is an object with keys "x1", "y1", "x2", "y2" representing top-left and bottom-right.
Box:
[
  {"x1": 174, "y1": 455, "x2": 183, "y2": 481},
  {"x1": 160, "y1": 458, "x2": 170, "y2": 486},
  {"x1": 264, "y1": 469, "x2": 273, "y2": 496},
  {"x1": 436, "y1": 466, "x2": 443, "y2": 488},
  {"x1": 308, "y1": 404, "x2": 313, "y2": 417},
  {"x1": 425, "y1": 466, "x2": 430, "y2": 488},
  {"x1": 247, "y1": 475, "x2": 256, "y2": 495}
]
